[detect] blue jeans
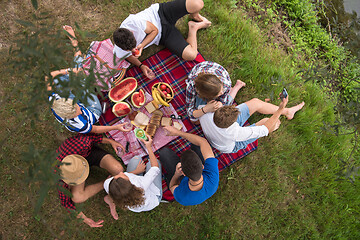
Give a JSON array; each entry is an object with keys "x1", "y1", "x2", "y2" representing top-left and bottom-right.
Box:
[
  {"x1": 232, "y1": 103, "x2": 258, "y2": 152},
  {"x1": 53, "y1": 56, "x2": 102, "y2": 118}
]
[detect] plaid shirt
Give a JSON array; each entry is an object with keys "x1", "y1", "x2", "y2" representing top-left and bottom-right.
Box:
[
  {"x1": 185, "y1": 61, "x2": 233, "y2": 120},
  {"x1": 56, "y1": 133, "x2": 103, "y2": 211}
]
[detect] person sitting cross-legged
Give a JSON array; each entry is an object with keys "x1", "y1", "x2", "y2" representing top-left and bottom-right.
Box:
[
  {"x1": 186, "y1": 61, "x2": 246, "y2": 123},
  {"x1": 57, "y1": 133, "x2": 125, "y2": 228},
  {"x1": 199, "y1": 95, "x2": 305, "y2": 153},
  {"x1": 103, "y1": 134, "x2": 162, "y2": 217},
  {"x1": 159, "y1": 126, "x2": 219, "y2": 206},
  {"x1": 113, "y1": 0, "x2": 211, "y2": 79}
]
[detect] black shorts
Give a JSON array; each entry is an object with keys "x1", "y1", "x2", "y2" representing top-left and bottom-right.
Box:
[
  {"x1": 158, "y1": 0, "x2": 189, "y2": 57},
  {"x1": 86, "y1": 145, "x2": 110, "y2": 167}
]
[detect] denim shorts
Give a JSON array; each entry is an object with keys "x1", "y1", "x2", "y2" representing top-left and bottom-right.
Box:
[
  {"x1": 232, "y1": 103, "x2": 258, "y2": 153},
  {"x1": 53, "y1": 55, "x2": 102, "y2": 118}
]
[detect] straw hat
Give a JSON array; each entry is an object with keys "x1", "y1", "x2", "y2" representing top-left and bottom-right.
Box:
[{"x1": 60, "y1": 154, "x2": 89, "y2": 185}]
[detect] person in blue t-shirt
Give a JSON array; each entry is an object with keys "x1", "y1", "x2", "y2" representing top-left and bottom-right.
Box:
[{"x1": 160, "y1": 126, "x2": 219, "y2": 206}]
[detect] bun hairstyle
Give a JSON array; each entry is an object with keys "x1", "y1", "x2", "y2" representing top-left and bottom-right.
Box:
[{"x1": 194, "y1": 73, "x2": 223, "y2": 101}]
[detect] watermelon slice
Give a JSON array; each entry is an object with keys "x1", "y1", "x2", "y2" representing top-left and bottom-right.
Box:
[
  {"x1": 131, "y1": 89, "x2": 146, "y2": 108},
  {"x1": 109, "y1": 77, "x2": 138, "y2": 103},
  {"x1": 112, "y1": 102, "x2": 131, "y2": 117}
]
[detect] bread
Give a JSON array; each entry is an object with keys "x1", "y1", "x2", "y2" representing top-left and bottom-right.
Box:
[
  {"x1": 161, "y1": 117, "x2": 172, "y2": 126},
  {"x1": 145, "y1": 101, "x2": 156, "y2": 114},
  {"x1": 146, "y1": 110, "x2": 163, "y2": 137},
  {"x1": 173, "y1": 121, "x2": 183, "y2": 131},
  {"x1": 133, "y1": 112, "x2": 150, "y2": 126}
]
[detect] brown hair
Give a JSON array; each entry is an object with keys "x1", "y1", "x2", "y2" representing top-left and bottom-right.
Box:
[
  {"x1": 180, "y1": 149, "x2": 203, "y2": 181},
  {"x1": 108, "y1": 177, "x2": 145, "y2": 209},
  {"x1": 213, "y1": 105, "x2": 240, "y2": 128},
  {"x1": 194, "y1": 73, "x2": 223, "y2": 101}
]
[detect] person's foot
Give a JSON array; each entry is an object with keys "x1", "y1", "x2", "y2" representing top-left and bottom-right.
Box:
[
  {"x1": 190, "y1": 13, "x2": 211, "y2": 25},
  {"x1": 188, "y1": 18, "x2": 211, "y2": 31},
  {"x1": 285, "y1": 101, "x2": 305, "y2": 120},
  {"x1": 104, "y1": 195, "x2": 119, "y2": 220},
  {"x1": 233, "y1": 80, "x2": 246, "y2": 90},
  {"x1": 62, "y1": 25, "x2": 78, "y2": 47}
]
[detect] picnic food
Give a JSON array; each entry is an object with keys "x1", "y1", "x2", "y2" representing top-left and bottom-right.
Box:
[
  {"x1": 131, "y1": 89, "x2": 146, "y2": 108},
  {"x1": 173, "y1": 121, "x2": 183, "y2": 131},
  {"x1": 134, "y1": 128, "x2": 148, "y2": 140},
  {"x1": 161, "y1": 117, "x2": 173, "y2": 126},
  {"x1": 144, "y1": 101, "x2": 157, "y2": 114},
  {"x1": 132, "y1": 49, "x2": 140, "y2": 56},
  {"x1": 133, "y1": 112, "x2": 150, "y2": 126},
  {"x1": 109, "y1": 77, "x2": 137, "y2": 102},
  {"x1": 151, "y1": 82, "x2": 174, "y2": 107},
  {"x1": 112, "y1": 102, "x2": 132, "y2": 117},
  {"x1": 146, "y1": 110, "x2": 163, "y2": 137}
]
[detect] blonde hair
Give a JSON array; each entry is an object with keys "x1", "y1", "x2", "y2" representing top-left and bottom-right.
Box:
[
  {"x1": 194, "y1": 73, "x2": 223, "y2": 101},
  {"x1": 52, "y1": 98, "x2": 77, "y2": 119}
]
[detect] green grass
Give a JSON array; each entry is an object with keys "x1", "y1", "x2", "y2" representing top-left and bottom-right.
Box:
[{"x1": 0, "y1": 0, "x2": 359, "y2": 239}]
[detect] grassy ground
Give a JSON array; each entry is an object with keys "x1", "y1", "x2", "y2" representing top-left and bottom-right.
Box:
[{"x1": 0, "y1": 0, "x2": 359, "y2": 239}]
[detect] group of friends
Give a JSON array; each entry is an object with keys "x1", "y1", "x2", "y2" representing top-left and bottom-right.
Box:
[{"x1": 49, "y1": 0, "x2": 305, "y2": 228}]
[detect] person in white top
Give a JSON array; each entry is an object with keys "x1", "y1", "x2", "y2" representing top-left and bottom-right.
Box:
[
  {"x1": 199, "y1": 96, "x2": 305, "y2": 153},
  {"x1": 103, "y1": 134, "x2": 162, "y2": 217},
  {"x1": 113, "y1": 0, "x2": 211, "y2": 79}
]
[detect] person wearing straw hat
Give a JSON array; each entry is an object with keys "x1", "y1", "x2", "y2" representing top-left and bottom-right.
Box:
[{"x1": 57, "y1": 133, "x2": 125, "y2": 228}]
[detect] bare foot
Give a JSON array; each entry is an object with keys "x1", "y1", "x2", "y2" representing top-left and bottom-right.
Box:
[
  {"x1": 104, "y1": 195, "x2": 118, "y2": 220},
  {"x1": 234, "y1": 80, "x2": 246, "y2": 90},
  {"x1": 62, "y1": 25, "x2": 78, "y2": 47},
  {"x1": 285, "y1": 101, "x2": 305, "y2": 120},
  {"x1": 190, "y1": 13, "x2": 211, "y2": 25},
  {"x1": 188, "y1": 19, "x2": 211, "y2": 31}
]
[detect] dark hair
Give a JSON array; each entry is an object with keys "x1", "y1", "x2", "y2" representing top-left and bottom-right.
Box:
[
  {"x1": 108, "y1": 177, "x2": 145, "y2": 209},
  {"x1": 213, "y1": 105, "x2": 240, "y2": 128},
  {"x1": 180, "y1": 149, "x2": 203, "y2": 181},
  {"x1": 194, "y1": 73, "x2": 223, "y2": 101},
  {"x1": 113, "y1": 28, "x2": 136, "y2": 51}
]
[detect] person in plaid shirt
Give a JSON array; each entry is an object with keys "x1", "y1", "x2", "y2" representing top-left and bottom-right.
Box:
[
  {"x1": 185, "y1": 61, "x2": 246, "y2": 122},
  {"x1": 57, "y1": 133, "x2": 125, "y2": 228}
]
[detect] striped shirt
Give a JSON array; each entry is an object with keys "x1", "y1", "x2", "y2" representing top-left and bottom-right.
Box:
[
  {"x1": 185, "y1": 61, "x2": 233, "y2": 121},
  {"x1": 50, "y1": 93, "x2": 99, "y2": 134}
]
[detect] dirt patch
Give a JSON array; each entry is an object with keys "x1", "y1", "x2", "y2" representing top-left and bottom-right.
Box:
[{"x1": 236, "y1": 0, "x2": 294, "y2": 53}]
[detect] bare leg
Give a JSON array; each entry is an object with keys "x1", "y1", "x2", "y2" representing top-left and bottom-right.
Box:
[
  {"x1": 229, "y1": 80, "x2": 246, "y2": 99},
  {"x1": 182, "y1": 20, "x2": 211, "y2": 60},
  {"x1": 104, "y1": 195, "x2": 119, "y2": 220},
  {"x1": 71, "y1": 181, "x2": 104, "y2": 203},
  {"x1": 245, "y1": 98, "x2": 305, "y2": 119},
  {"x1": 181, "y1": 0, "x2": 211, "y2": 61},
  {"x1": 99, "y1": 154, "x2": 125, "y2": 176},
  {"x1": 63, "y1": 25, "x2": 81, "y2": 57}
]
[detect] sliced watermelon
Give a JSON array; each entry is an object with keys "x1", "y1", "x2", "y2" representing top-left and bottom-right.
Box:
[
  {"x1": 112, "y1": 102, "x2": 131, "y2": 117},
  {"x1": 109, "y1": 77, "x2": 138, "y2": 103},
  {"x1": 130, "y1": 89, "x2": 146, "y2": 108}
]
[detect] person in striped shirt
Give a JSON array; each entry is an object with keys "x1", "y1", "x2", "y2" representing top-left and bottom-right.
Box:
[{"x1": 47, "y1": 25, "x2": 130, "y2": 134}]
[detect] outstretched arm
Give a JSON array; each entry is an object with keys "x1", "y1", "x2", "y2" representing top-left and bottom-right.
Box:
[
  {"x1": 101, "y1": 137, "x2": 125, "y2": 155},
  {"x1": 263, "y1": 96, "x2": 288, "y2": 132},
  {"x1": 77, "y1": 211, "x2": 104, "y2": 228},
  {"x1": 164, "y1": 126, "x2": 215, "y2": 160},
  {"x1": 91, "y1": 123, "x2": 132, "y2": 134}
]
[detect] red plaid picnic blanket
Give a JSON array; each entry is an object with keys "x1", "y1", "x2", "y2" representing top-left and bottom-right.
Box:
[{"x1": 99, "y1": 48, "x2": 258, "y2": 201}]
